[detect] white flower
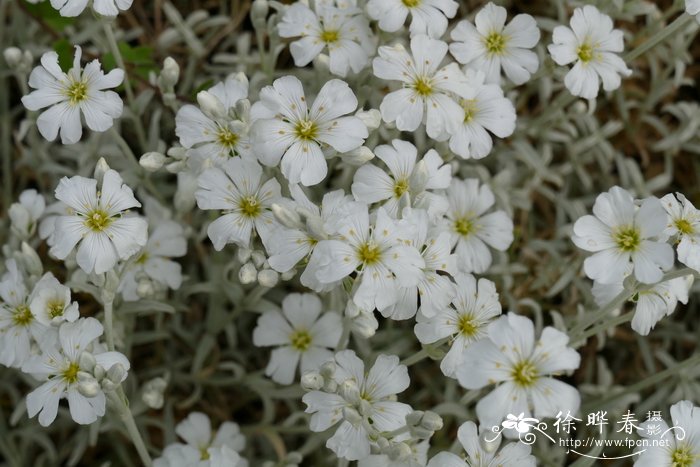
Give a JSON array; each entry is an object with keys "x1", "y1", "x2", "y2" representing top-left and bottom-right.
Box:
[
  {"x1": 267, "y1": 187, "x2": 360, "y2": 274},
  {"x1": 572, "y1": 186, "x2": 674, "y2": 284},
  {"x1": 175, "y1": 76, "x2": 253, "y2": 166},
  {"x1": 30, "y1": 272, "x2": 80, "y2": 326},
  {"x1": 351, "y1": 139, "x2": 452, "y2": 218},
  {"x1": 253, "y1": 293, "x2": 342, "y2": 385},
  {"x1": 448, "y1": 70, "x2": 516, "y2": 160},
  {"x1": 427, "y1": 421, "x2": 535, "y2": 467},
  {"x1": 22, "y1": 318, "x2": 130, "y2": 426},
  {"x1": 303, "y1": 350, "x2": 412, "y2": 461},
  {"x1": 366, "y1": 0, "x2": 458, "y2": 39},
  {"x1": 449, "y1": 2, "x2": 540, "y2": 85},
  {"x1": 50, "y1": 169, "x2": 148, "y2": 274},
  {"x1": 381, "y1": 208, "x2": 455, "y2": 320},
  {"x1": 444, "y1": 179, "x2": 514, "y2": 274},
  {"x1": 49, "y1": 0, "x2": 133, "y2": 16},
  {"x1": 592, "y1": 268, "x2": 693, "y2": 335},
  {"x1": 308, "y1": 206, "x2": 425, "y2": 311},
  {"x1": 278, "y1": 3, "x2": 374, "y2": 77},
  {"x1": 153, "y1": 412, "x2": 247, "y2": 467},
  {"x1": 687, "y1": 0, "x2": 700, "y2": 23},
  {"x1": 9, "y1": 189, "x2": 45, "y2": 239},
  {"x1": 22, "y1": 46, "x2": 124, "y2": 144},
  {"x1": 195, "y1": 159, "x2": 281, "y2": 250},
  {"x1": 635, "y1": 400, "x2": 700, "y2": 467},
  {"x1": 359, "y1": 441, "x2": 428, "y2": 467},
  {"x1": 415, "y1": 274, "x2": 501, "y2": 377},
  {"x1": 456, "y1": 313, "x2": 581, "y2": 433},
  {"x1": 661, "y1": 193, "x2": 700, "y2": 272},
  {"x1": 118, "y1": 220, "x2": 187, "y2": 301},
  {"x1": 251, "y1": 76, "x2": 367, "y2": 186},
  {"x1": 373, "y1": 35, "x2": 473, "y2": 139},
  {"x1": 0, "y1": 260, "x2": 47, "y2": 368},
  {"x1": 548, "y1": 5, "x2": 632, "y2": 99}
]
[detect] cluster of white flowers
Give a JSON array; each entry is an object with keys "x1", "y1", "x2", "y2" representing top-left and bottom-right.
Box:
[{"x1": 3, "y1": 0, "x2": 700, "y2": 465}]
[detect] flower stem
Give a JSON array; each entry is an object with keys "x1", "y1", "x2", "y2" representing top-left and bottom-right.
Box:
[
  {"x1": 624, "y1": 13, "x2": 695, "y2": 62},
  {"x1": 572, "y1": 311, "x2": 634, "y2": 348},
  {"x1": 401, "y1": 337, "x2": 449, "y2": 367},
  {"x1": 103, "y1": 291, "x2": 116, "y2": 352},
  {"x1": 109, "y1": 388, "x2": 153, "y2": 466}
]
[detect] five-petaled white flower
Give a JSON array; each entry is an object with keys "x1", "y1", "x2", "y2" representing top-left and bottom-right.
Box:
[
  {"x1": 251, "y1": 75, "x2": 367, "y2": 186},
  {"x1": 153, "y1": 412, "x2": 248, "y2": 467},
  {"x1": 22, "y1": 317, "x2": 130, "y2": 426},
  {"x1": 450, "y1": 2, "x2": 540, "y2": 85},
  {"x1": 448, "y1": 70, "x2": 516, "y2": 160},
  {"x1": 444, "y1": 178, "x2": 514, "y2": 274},
  {"x1": 427, "y1": 421, "x2": 536, "y2": 467},
  {"x1": 572, "y1": 186, "x2": 674, "y2": 285},
  {"x1": 373, "y1": 35, "x2": 473, "y2": 139},
  {"x1": 415, "y1": 274, "x2": 501, "y2": 377},
  {"x1": 30, "y1": 272, "x2": 80, "y2": 326},
  {"x1": 195, "y1": 158, "x2": 281, "y2": 250},
  {"x1": 548, "y1": 5, "x2": 632, "y2": 99},
  {"x1": 351, "y1": 139, "x2": 452, "y2": 219},
  {"x1": 22, "y1": 46, "x2": 124, "y2": 144},
  {"x1": 303, "y1": 350, "x2": 412, "y2": 461},
  {"x1": 366, "y1": 0, "x2": 458, "y2": 39},
  {"x1": 175, "y1": 76, "x2": 253, "y2": 165},
  {"x1": 253, "y1": 293, "x2": 342, "y2": 385},
  {"x1": 661, "y1": 193, "x2": 700, "y2": 273},
  {"x1": 635, "y1": 400, "x2": 700, "y2": 467},
  {"x1": 50, "y1": 169, "x2": 148, "y2": 275},
  {"x1": 49, "y1": 0, "x2": 133, "y2": 17},
  {"x1": 9, "y1": 189, "x2": 46, "y2": 239},
  {"x1": 456, "y1": 313, "x2": 581, "y2": 436},
  {"x1": 278, "y1": 3, "x2": 374, "y2": 77}
]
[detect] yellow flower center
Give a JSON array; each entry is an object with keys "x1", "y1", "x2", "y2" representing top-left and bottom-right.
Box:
[
  {"x1": 454, "y1": 217, "x2": 476, "y2": 237},
  {"x1": 62, "y1": 362, "x2": 80, "y2": 384},
  {"x1": 357, "y1": 242, "x2": 382, "y2": 265},
  {"x1": 393, "y1": 179, "x2": 410, "y2": 198},
  {"x1": 290, "y1": 329, "x2": 313, "y2": 351},
  {"x1": 66, "y1": 80, "x2": 88, "y2": 105},
  {"x1": 457, "y1": 314, "x2": 478, "y2": 337},
  {"x1": 321, "y1": 29, "x2": 340, "y2": 44},
  {"x1": 462, "y1": 99, "x2": 479, "y2": 123},
  {"x1": 47, "y1": 300, "x2": 65, "y2": 319},
  {"x1": 671, "y1": 446, "x2": 696, "y2": 467},
  {"x1": 402, "y1": 0, "x2": 420, "y2": 7},
  {"x1": 84, "y1": 209, "x2": 113, "y2": 232},
  {"x1": 412, "y1": 76, "x2": 433, "y2": 97},
  {"x1": 295, "y1": 119, "x2": 318, "y2": 141},
  {"x1": 511, "y1": 360, "x2": 538, "y2": 387},
  {"x1": 12, "y1": 304, "x2": 33, "y2": 326},
  {"x1": 484, "y1": 32, "x2": 506, "y2": 55},
  {"x1": 577, "y1": 43, "x2": 594, "y2": 63},
  {"x1": 135, "y1": 252, "x2": 149, "y2": 265},
  {"x1": 217, "y1": 127, "x2": 239, "y2": 150},
  {"x1": 200, "y1": 447, "x2": 211, "y2": 460},
  {"x1": 614, "y1": 226, "x2": 641, "y2": 252},
  {"x1": 675, "y1": 219, "x2": 694, "y2": 235},
  {"x1": 239, "y1": 196, "x2": 261, "y2": 218}
]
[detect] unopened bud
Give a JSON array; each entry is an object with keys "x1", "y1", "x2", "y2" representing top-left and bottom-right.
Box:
[
  {"x1": 251, "y1": 250, "x2": 267, "y2": 268},
  {"x1": 77, "y1": 378, "x2": 101, "y2": 398},
  {"x1": 197, "y1": 91, "x2": 226, "y2": 120},
  {"x1": 406, "y1": 411, "x2": 424, "y2": 426},
  {"x1": 142, "y1": 377, "x2": 167, "y2": 409},
  {"x1": 79, "y1": 352, "x2": 97, "y2": 373},
  {"x1": 251, "y1": 0, "x2": 269, "y2": 28},
  {"x1": 137, "y1": 278, "x2": 155, "y2": 299},
  {"x1": 237, "y1": 247, "x2": 253, "y2": 264},
  {"x1": 94, "y1": 158, "x2": 111, "y2": 184},
  {"x1": 3, "y1": 47, "x2": 22, "y2": 68},
  {"x1": 160, "y1": 57, "x2": 180, "y2": 88},
  {"x1": 388, "y1": 442, "x2": 412, "y2": 461},
  {"x1": 411, "y1": 160, "x2": 430, "y2": 191},
  {"x1": 320, "y1": 361, "x2": 336, "y2": 378},
  {"x1": 257, "y1": 269, "x2": 279, "y2": 288},
  {"x1": 239, "y1": 262, "x2": 257, "y2": 284},
  {"x1": 20, "y1": 242, "x2": 43, "y2": 277},
  {"x1": 140, "y1": 152, "x2": 167, "y2": 172},
  {"x1": 107, "y1": 363, "x2": 127, "y2": 384},
  {"x1": 93, "y1": 364, "x2": 106, "y2": 380},
  {"x1": 323, "y1": 379, "x2": 337, "y2": 393},
  {"x1": 300, "y1": 372, "x2": 324, "y2": 391},
  {"x1": 355, "y1": 109, "x2": 382, "y2": 131},
  {"x1": 339, "y1": 379, "x2": 361, "y2": 404},
  {"x1": 420, "y1": 411, "x2": 443, "y2": 431},
  {"x1": 340, "y1": 146, "x2": 375, "y2": 166}
]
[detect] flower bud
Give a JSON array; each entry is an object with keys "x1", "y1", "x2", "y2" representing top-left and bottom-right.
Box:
[
  {"x1": 197, "y1": 91, "x2": 226, "y2": 120},
  {"x1": 107, "y1": 363, "x2": 127, "y2": 384},
  {"x1": 355, "y1": 109, "x2": 382, "y2": 130},
  {"x1": 239, "y1": 262, "x2": 257, "y2": 284},
  {"x1": 93, "y1": 364, "x2": 106, "y2": 380},
  {"x1": 79, "y1": 352, "x2": 97, "y2": 373},
  {"x1": 322, "y1": 379, "x2": 337, "y2": 393},
  {"x1": 237, "y1": 247, "x2": 253, "y2": 264},
  {"x1": 137, "y1": 278, "x2": 156, "y2": 299},
  {"x1": 94, "y1": 158, "x2": 111, "y2": 184},
  {"x1": 160, "y1": 57, "x2": 180, "y2": 88},
  {"x1": 20, "y1": 242, "x2": 43, "y2": 277},
  {"x1": 77, "y1": 377, "x2": 101, "y2": 398},
  {"x1": 101, "y1": 379, "x2": 119, "y2": 392},
  {"x1": 320, "y1": 361, "x2": 336, "y2": 378},
  {"x1": 420, "y1": 411, "x2": 443, "y2": 431},
  {"x1": 300, "y1": 372, "x2": 324, "y2": 391},
  {"x1": 406, "y1": 410, "x2": 424, "y2": 426},
  {"x1": 258, "y1": 269, "x2": 279, "y2": 288},
  {"x1": 340, "y1": 146, "x2": 374, "y2": 166},
  {"x1": 286, "y1": 452, "x2": 303, "y2": 464},
  {"x1": 339, "y1": 379, "x2": 361, "y2": 404},
  {"x1": 388, "y1": 442, "x2": 412, "y2": 461},
  {"x1": 142, "y1": 377, "x2": 168, "y2": 409},
  {"x1": 3, "y1": 47, "x2": 22, "y2": 68},
  {"x1": 251, "y1": 0, "x2": 269, "y2": 28},
  {"x1": 140, "y1": 152, "x2": 167, "y2": 172},
  {"x1": 342, "y1": 406, "x2": 363, "y2": 426},
  {"x1": 280, "y1": 269, "x2": 296, "y2": 281},
  {"x1": 251, "y1": 250, "x2": 267, "y2": 268},
  {"x1": 409, "y1": 426, "x2": 434, "y2": 439},
  {"x1": 411, "y1": 160, "x2": 430, "y2": 191}
]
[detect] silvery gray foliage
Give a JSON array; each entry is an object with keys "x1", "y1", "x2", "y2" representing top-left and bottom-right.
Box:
[{"x1": 0, "y1": 0, "x2": 699, "y2": 465}]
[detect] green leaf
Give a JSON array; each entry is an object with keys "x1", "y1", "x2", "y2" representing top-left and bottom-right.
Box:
[{"x1": 52, "y1": 39, "x2": 73, "y2": 70}]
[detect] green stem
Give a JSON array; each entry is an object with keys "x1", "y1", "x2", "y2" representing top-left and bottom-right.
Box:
[
  {"x1": 624, "y1": 13, "x2": 695, "y2": 62},
  {"x1": 103, "y1": 292, "x2": 115, "y2": 351},
  {"x1": 401, "y1": 338, "x2": 449, "y2": 367},
  {"x1": 573, "y1": 311, "x2": 634, "y2": 347},
  {"x1": 109, "y1": 389, "x2": 153, "y2": 467}
]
